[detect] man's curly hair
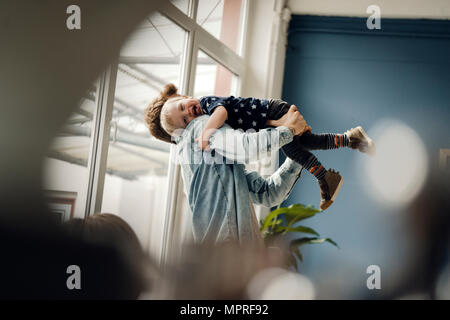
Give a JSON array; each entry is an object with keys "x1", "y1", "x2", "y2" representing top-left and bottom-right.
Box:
[{"x1": 144, "y1": 83, "x2": 180, "y2": 144}]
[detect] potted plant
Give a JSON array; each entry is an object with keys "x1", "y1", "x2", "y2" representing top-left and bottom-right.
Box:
[{"x1": 260, "y1": 204, "x2": 338, "y2": 270}]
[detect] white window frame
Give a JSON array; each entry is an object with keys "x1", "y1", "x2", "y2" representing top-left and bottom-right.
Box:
[
  {"x1": 83, "y1": 0, "x2": 249, "y2": 266},
  {"x1": 85, "y1": 63, "x2": 118, "y2": 217}
]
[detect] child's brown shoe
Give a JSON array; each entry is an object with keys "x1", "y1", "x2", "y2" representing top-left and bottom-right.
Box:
[
  {"x1": 318, "y1": 169, "x2": 344, "y2": 210},
  {"x1": 345, "y1": 126, "x2": 376, "y2": 156}
]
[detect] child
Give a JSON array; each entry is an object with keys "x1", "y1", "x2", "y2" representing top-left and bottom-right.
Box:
[{"x1": 146, "y1": 84, "x2": 375, "y2": 210}]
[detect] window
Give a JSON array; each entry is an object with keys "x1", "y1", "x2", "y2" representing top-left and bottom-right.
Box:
[
  {"x1": 43, "y1": 91, "x2": 96, "y2": 219},
  {"x1": 170, "y1": 0, "x2": 190, "y2": 15},
  {"x1": 43, "y1": 1, "x2": 249, "y2": 264},
  {"x1": 194, "y1": 50, "x2": 239, "y2": 97},
  {"x1": 101, "y1": 12, "x2": 188, "y2": 257},
  {"x1": 197, "y1": 0, "x2": 245, "y2": 54}
]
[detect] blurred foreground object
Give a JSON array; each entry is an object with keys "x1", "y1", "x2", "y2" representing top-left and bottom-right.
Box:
[
  {"x1": 147, "y1": 242, "x2": 291, "y2": 299},
  {"x1": 380, "y1": 169, "x2": 450, "y2": 299},
  {"x1": 0, "y1": 0, "x2": 162, "y2": 298},
  {"x1": 146, "y1": 241, "x2": 320, "y2": 300},
  {"x1": 64, "y1": 213, "x2": 160, "y2": 299}
]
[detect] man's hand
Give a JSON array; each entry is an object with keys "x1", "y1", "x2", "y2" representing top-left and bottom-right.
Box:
[
  {"x1": 266, "y1": 105, "x2": 309, "y2": 136},
  {"x1": 305, "y1": 125, "x2": 313, "y2": 133},
  {"x1": 195, "y1": 135, "x2": 211, "y2": 150}
]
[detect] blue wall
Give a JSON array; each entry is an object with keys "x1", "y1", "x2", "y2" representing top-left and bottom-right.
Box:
[{"x1": 281, "y1": 16, "x2": 450, "y2": 298}]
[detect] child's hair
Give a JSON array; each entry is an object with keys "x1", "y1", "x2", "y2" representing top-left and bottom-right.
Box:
[{"x1": 144, "y1": 83, "x2": 180, "y2": 144}]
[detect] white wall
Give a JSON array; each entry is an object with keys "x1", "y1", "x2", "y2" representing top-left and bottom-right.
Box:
[
  {"x1": 242, "y1": 0, "x2": 278, "y2": 98},
  {"x1": 288, "y1": 0, "x2": 450, "y2": 19},
  {"x1": 43, "y1": 158, "x2": 89, "y2": 218}
]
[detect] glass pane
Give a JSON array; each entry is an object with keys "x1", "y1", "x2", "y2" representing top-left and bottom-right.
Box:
[
  {"x1": 120, "y1": 13, "x2": 186, "y2": 58},
  {"x1": 194, "y1": 50, "x2": 238, "y2": 97},
  {"x1": 170, "y1": 0, "x2": 190, "y2": 15},
  {"x1": 43, "y1": 88, "x2": 96, "y2": 221},
  {"x1": 197, "y1": 0, "x2": 244, "y2": 54},
  {"x1": 101, "y1": 11, "x2": 187, "y2": 256}
]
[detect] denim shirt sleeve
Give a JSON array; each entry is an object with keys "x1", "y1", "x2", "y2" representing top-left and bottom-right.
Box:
[
  {"x1": 208, "y1": 123, "x2": 293, "y2": 164},
  {"x1": 245, "y1": 158, "x2": 303, "y2": 207}
]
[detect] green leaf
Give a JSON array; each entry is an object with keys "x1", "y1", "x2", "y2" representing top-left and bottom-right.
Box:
[
  {"x1": 270, "y1": 219, "x2": 283, "y2": 227},
  {"x1": 265, "y1": 220, "x2": 284, "y2": 236},
  {"x1": 275, "y1": 225, "x2": 320, "y2": 236},
  {"x1": 261, "y1": 204, "x2": 321, "y2": 232},
  {"x1": 310, "y1": 238, "x2": 339, "y2": 247},
  {"x1": 261, "y1": 209, "x2": 284, "y2": 231},
  {"x1": 290, "y1": 237, "x2": 339, "y2": 249},
  {"x1": 283, "y1": 204, "x2": 321, "y2": 229}
]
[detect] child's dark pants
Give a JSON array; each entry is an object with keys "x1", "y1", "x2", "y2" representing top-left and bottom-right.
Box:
[{"x1": 267, "y1": 99, "x2": 347, "y2": 180}]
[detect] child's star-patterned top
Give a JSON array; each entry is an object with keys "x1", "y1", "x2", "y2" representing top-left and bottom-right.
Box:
[{"x1": 200, "y1": 96, "x2": 270, "y2": 131}]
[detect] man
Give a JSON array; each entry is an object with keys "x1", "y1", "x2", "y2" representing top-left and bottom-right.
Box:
[{"x1": 147, "y1": 98, "x2": 309, "y2": 244}]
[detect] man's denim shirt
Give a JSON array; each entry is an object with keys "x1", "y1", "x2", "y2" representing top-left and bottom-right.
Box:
[{"x1": 175, "y1": 115, "x2": 303, "y2": 244}]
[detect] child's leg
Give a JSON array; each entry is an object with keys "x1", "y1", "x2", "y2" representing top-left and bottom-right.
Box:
[
  {"x1": 266, "y1": 99, "x2": 291, "y2": 120},
  {"x1": 282, "y1": 138, "x2": 327, "y2": 180},
  {"x1": 282, "y1": 137, "x2": 344, "y2": 210},
  {"x1": 297, "y1": 128, "x2": 376, "y2": 156},
  {"x1": 266, "y1": 99, "x2": 349, "y2": 151},
  {"x1": 297, "y1": 132, "x2": 349, "y2": 151}
]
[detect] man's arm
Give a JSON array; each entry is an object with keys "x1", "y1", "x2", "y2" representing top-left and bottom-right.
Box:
[
  {"x1": 207, "y1": 104, "x2": 306, "y2": 163},
  {"x1": 208, "y1": 123, "x2": 293, "y2": 163},
  {"x1": 245, "y1": 158, "x2": 302, "y2": 207}
]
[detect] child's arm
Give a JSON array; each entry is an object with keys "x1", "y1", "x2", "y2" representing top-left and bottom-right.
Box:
[{"x1": 196, "y1": 106, "x2": 228, "y2": 150}]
